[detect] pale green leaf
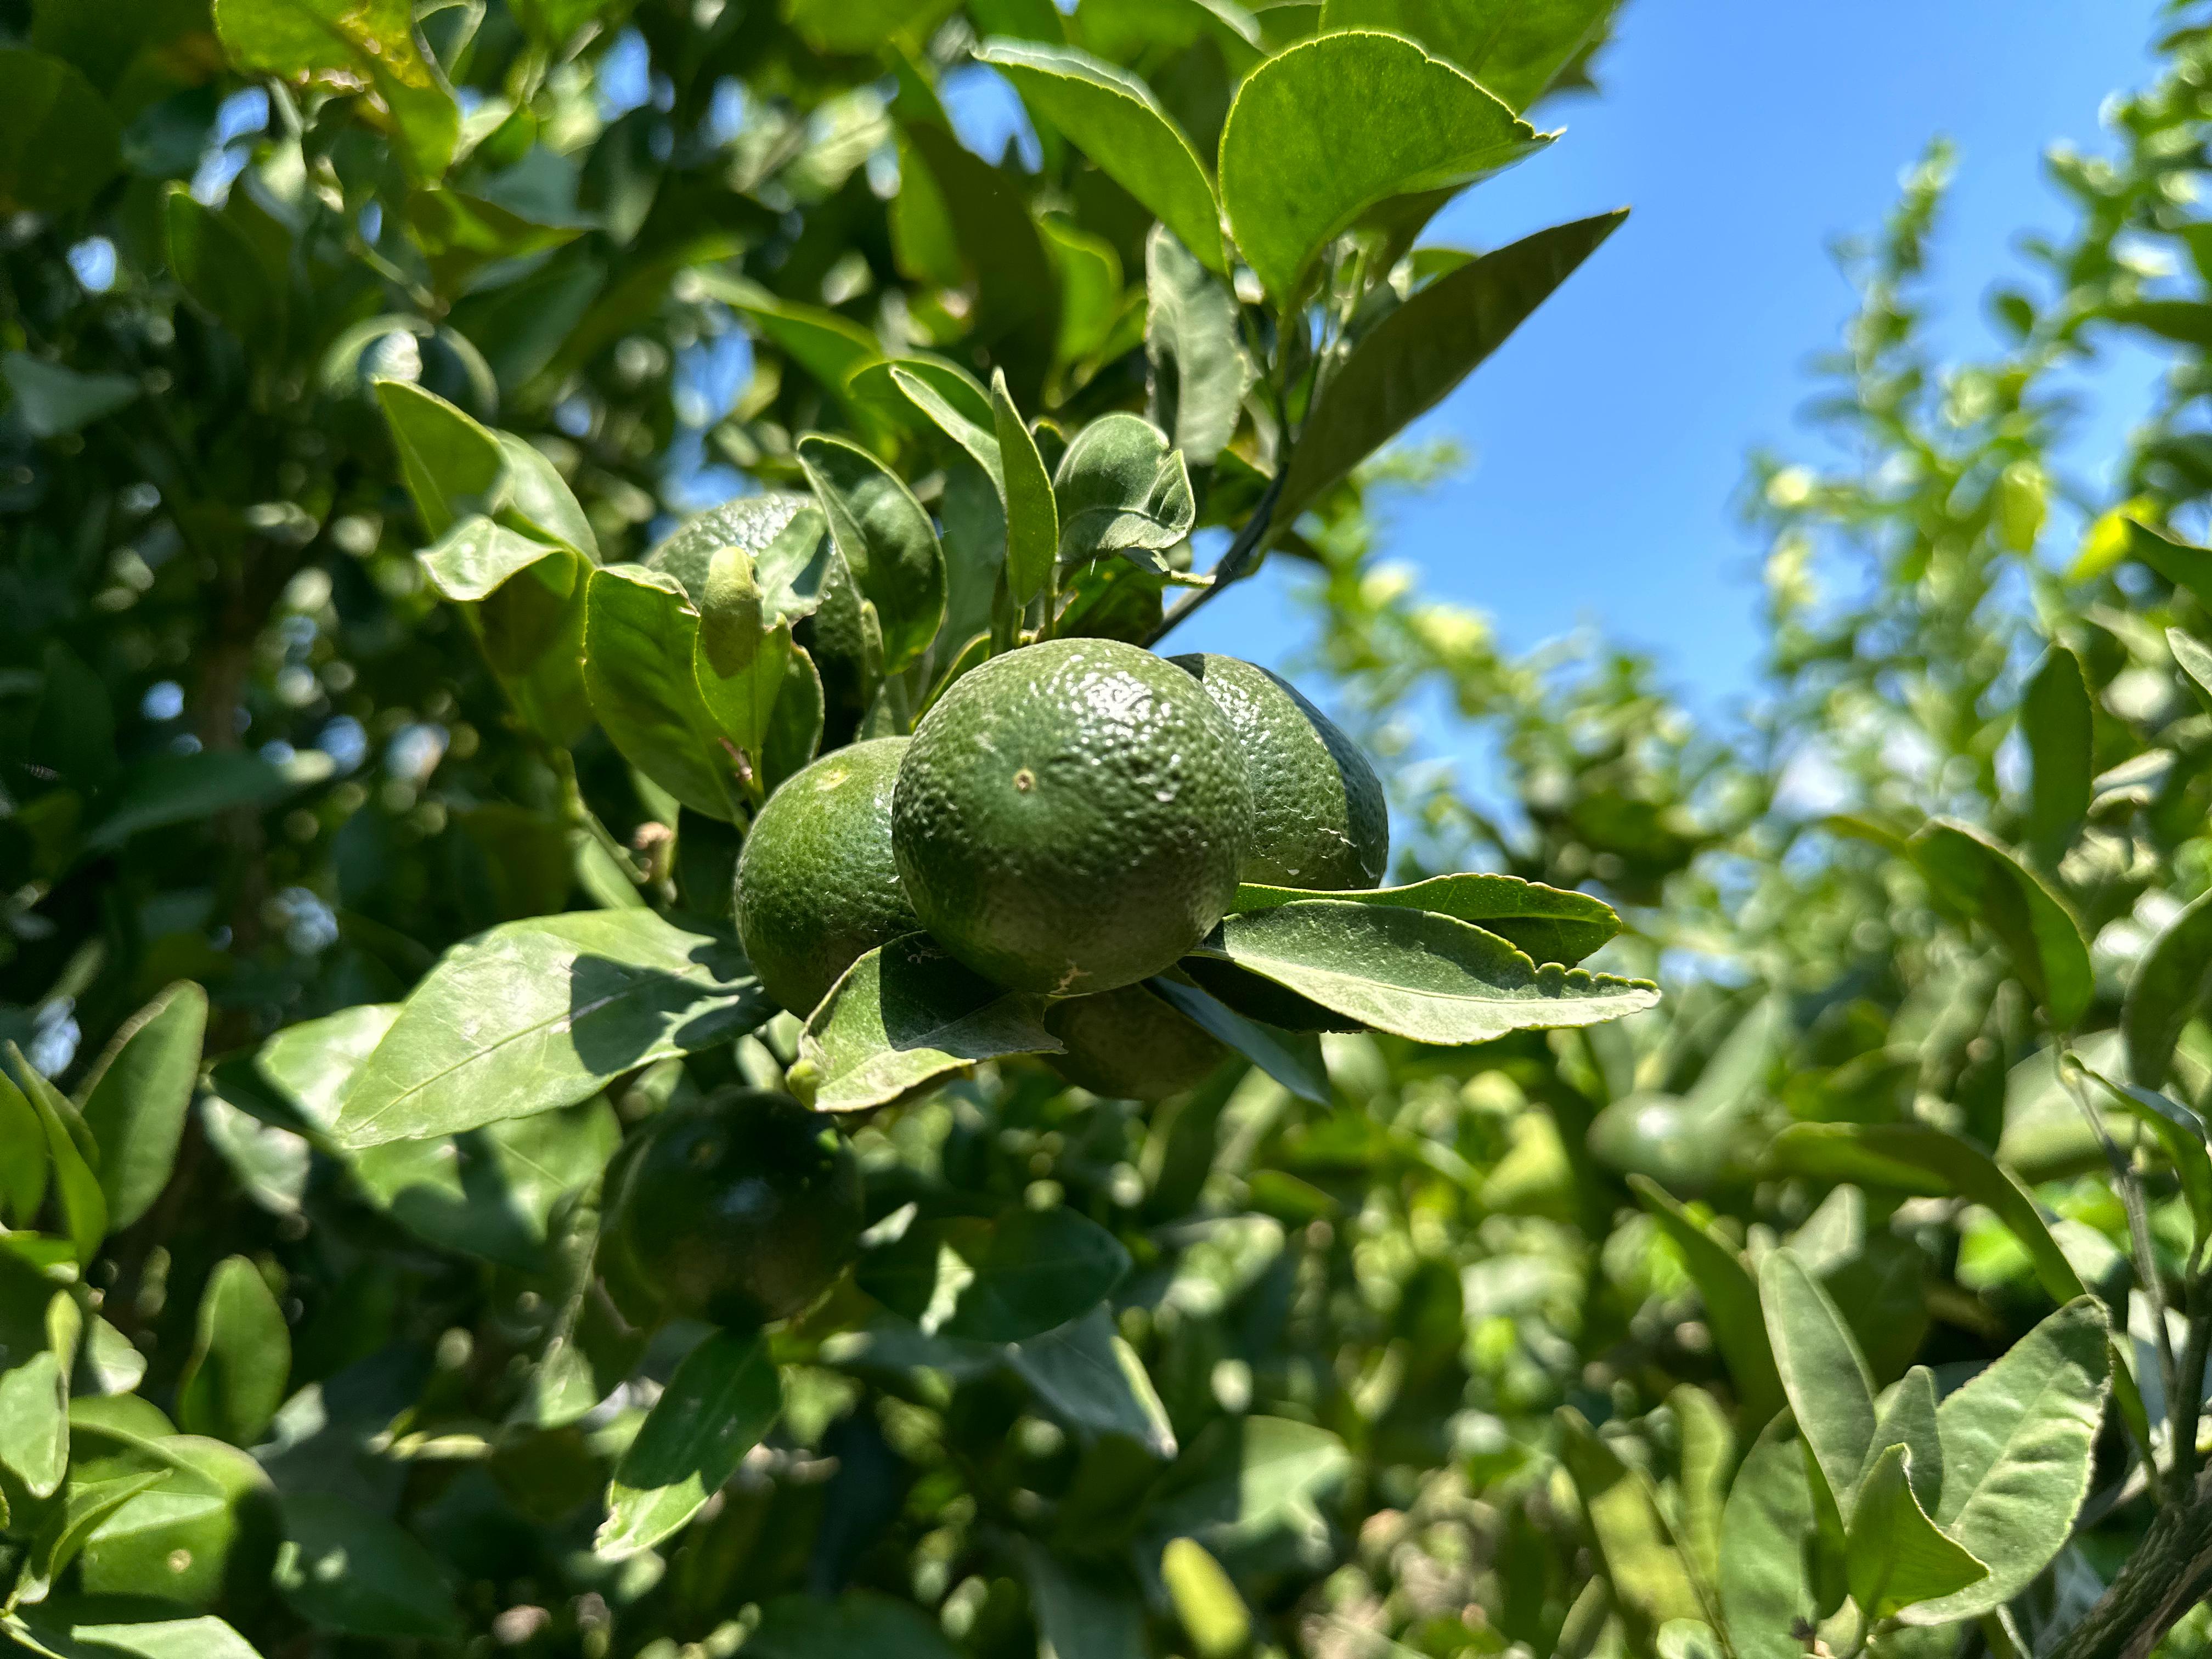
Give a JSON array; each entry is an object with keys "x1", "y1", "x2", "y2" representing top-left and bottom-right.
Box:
[
  {"x1": 1144, "y1": 225, "x2": 1251, "y2": 467},
  {"x1": 1052, "y1": 411, "x2": 1194, "y2": 572},
  {"x1": 2123, "y1": 887, "x2": 2212, "y2": 1090},
  {"x1": 1231, "y1": 870, "x2": 1620, "y2": 964},
  {"x1": 1910, "y1": 818, "x2": 2092, "y2": 1028},
  {"x1": 598, "y1": 1328, "x2": 781, "y2": 1557},
  {"x1": 1555, "y1": 1406, "x2": 1706, "y2": 1628},
  {"x1": 1757, "y1": 1249, "x2": 1874, "y2": 1512},
  {"x1": 1846, "y1": 1444, "x2": 1987, "y2": 1621},
  {"x1": 1716, "y1": 1417, "x2": 1816, "y2": 1659}
]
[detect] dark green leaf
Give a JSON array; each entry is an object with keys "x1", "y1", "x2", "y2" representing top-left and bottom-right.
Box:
[
  {"x1": 1217, "y1": 29, "x2": 1544, "y2": 302},
  {"x1": 0, "y1": 1069, "x2": 44, "y2": 1226},
  {"x1": 598, "y1": 1328, "x2": 781, "y2": 1556},
  {"x1": 2021, "y1": 645, "x2": 2091, "y2": 859},
  {"x1": 1279, "y1": 212, "x2": 1623, "y2": 520},
  {"x1": 1148, "y1": 973, "x2": 1330, "y2": 1104},
  {"x1": 798, "y1": 935, "x2": 1062, "y2": 1114},
  {"x1": 743, "y1": 1591, "x2": 963, "y2": 1659},
  {"x1": 0, "y1": 48, "x2": 121, "y2": 213},
  {"x1": 1053, "y1": 413, "x2": 1194, "y2": 571},
  {"x1": 1144, "y1": 225, "x2": 1251, "y2": 467},
  {"x1": 1716, "y1": 1417, "x2": 1816, "y2": 1659},
  {"x1": 797, "y1": 435, "x2": 946, "y2": 672},
  {"x1": 75, "y1": 982, "x2": 206, "y2": 1230},
  {"x1": 2124, "y1": 887, "x2": 2212, "y2": 1091},
  {"x1": 13, "y1": 1050, "x2": 106, "y2": 1265},
  {"x1": 994, "y1": 371, "x2": 1060, "y2": 606},
  {"x1": 1316, "y1": 0, "x2": 1617, "y2": 111},
  {"x1": 2123, "y1": 517, "x2": 2212, "y2": 610},
  {"x1": 979, "y1": 41, "x2": 1224, "y2": 272},
  {"x1": 2, "y1": 352, "x2": 138, "y2": 439},
  {"x1": 163, "y1": 189, "x2": 282, "y2": 344},
  {"x1": 2074, "y1": 1061, "x2": 2212, "y2": 1252},
  {"x1": 859, "y1": 1206, "x2": 1131, "y2": 1343},
  {"x1": 1017, "y1": 1539, "x2": 1148, "y2": 1659},
  {"x1": 583, "y1": 563, "x2": 747, "y2": 820},
  {"x1": 1007, "y1": 1307, "x2": 1176, "y2": 1456},
  {"x1": 1629, "y1": 1178, "x2": 1784, "y2": 1428},
  {"x1": 1910, "y1": 818, "x2": 2092, "y2": 1028},
  {"x1": 274, "y1": 1493, "x2": 462, "y2": 1637},
  {"x1": 1189, "y1": 899, "x2": 1658, "y2": 1044},
  {"x1": 212, "y1": 0, "x2": 458, "y2": 179},
  {"x1": 176, "y1": 1256, "x2": 289, "y2": 1448},
  {"x1": 335, "y1": 910, "x2": 769, "y2": 1147},
  {"x1": 86, "y1": 751, "x2": 295, "y2": 852}
]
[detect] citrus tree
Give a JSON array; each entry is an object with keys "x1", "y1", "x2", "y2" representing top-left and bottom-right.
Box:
[{"x1": 0, "y1": 1, "x2": 1671, "y2": 1656}]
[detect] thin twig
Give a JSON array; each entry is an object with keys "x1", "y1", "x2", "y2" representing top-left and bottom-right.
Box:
[{"x1": 1141, "y1": 467, "x2": 1286, "y2": 648}]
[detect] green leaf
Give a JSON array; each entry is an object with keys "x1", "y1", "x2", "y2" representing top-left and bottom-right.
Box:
[
  {"x1": 1189, "y1": 899, "x2": 1658, "y2": 1045},
  {"x1": 26, "y1": 1612, "x2": 262, "y2": 1659},
  {"x1": 1859, "y1": 1365, "x2": 1943, "y2": 1515},
  {"x1": 743, "y1": 1591, "x2": 963, "y2": 1659},
  {"x1": 2169, "y1": 627, "x2": 2212, "y2": 712},
  {"x1": 0, "y1": 48, "x2": 121, "y2": 214},
  {"x1": 0, "y1": 1068, "x2": 46, "y2": 1227},
  {"x1": 2123, "y1": 517, "x2": 2212, "y2": 611},
  {"x1": 584, "y1": 563, "x2": 748, "y2": 820},
  {"x1": 1053, "y1": 411, "x2": 1194, "y2": 572},
  {"x1": 1845, "y1": 1443, "x2": 1987, "y2": 1621},
  {"x1": 2074, "y1": 1062, "x2": 2212, "y2": 1254},
  {"x1": 994, "y1": 371, "x2": 1060, "y2": 606},
  {"x1": 1148, "y1": 973, "x2": 1330, "y2": 1104},
  {"x1": 12, "y1": 1049, "x2": 106, "y2": 1265},
  {"x1": 2021, "y1": 645, "x2": 2092, "y2": 859},
  {"x1": 1914, "y1": 1297, "x2": 2109, "y2": 1622},
  {"x1": 1161, "y1": 1536, "x2": 1251, "y2": 1659},
  {"x1": 1671, "y1": 1385, "x2": 1734, "y2": 1590},
  {"x1": 798, "y1": 935, "x2": 1063, "y2": 1114},
  {"x1": 1555, "y1": 1406, "x2": 1707, "y2": 1629},
  {"x1": 24, "y1": 1469, "x2": 171, "y2": 1602},
  {"x1": 796, "y1": 435, "x2": 947, "y2": 673},
  {"x1": 859, "y1": 1205, "x2": 1131, "y2": 1342},
  {"x1": 1043, "y1": 216, "x2": 1125, "y2": 365},
  {"x1": 1628, "y1": 1179, "x2": 1784, "y2": 1428},
  {"x1": 76, "y1": 1435, "x2": 277, "y2": 1611},
  {"x1": 75, "y1": 982, "x2": 206, "y2": 1230},
  {"x1": 163, "y1": 189, "x2": 283, "y2": 345},
  {"x1": 1716, "y1": 1417, "x2": 1816, "y2": 1659},
  {"x1": 85, "y1": 751, "x2": 295, "y2": 853},
  {"x1": 0, "y1": 1345, "x2": 69, "y2": 1499},
  {"x1": 646, "y1": 493, "x2": 818, "y2": 605},
  {"x1": 1144, "y1": 226, "x2": 1252, "y2": 468},
  {"x1": 176, "y1": 1256, "x2": 289, "y2": 1448},
  {"x1": 1316, "y1": 0, "x2": 1617, "y2": 111},
  {"x1": 1017, "y1": 1538, "x2": 1148, "y2": 1659},
  {"x1": 1007, "y1": 1307, "x2": 1176, "y2": 1457},
  {"x1": 335, "y1": 910, "x2": 769, "y2": 1147},
  {"x1": 198, "y1": 1095, "x2": 311, "y2": 1216},
  {"x1": 375, "y1": 380, "x2": 505, "y2": 540},
  {"x1": 1217, "y1": 29, "x2": 1544, "y2": 303},
  {"x1": 891, "y1": 365, "x2": 1001, "y2": 482},
  {"x1": 1148, "y1": 1415, "x2": 1352, "y2": 1549},
  {"x1": 274, "y1": 1493, "x2": 462, "y2": 1637},
  {"x1": 2, "y1": 352, "x2": 138, "y2": 439},
  {"x1": 861, "y1": 357, "x2": 995, "y2": 441},
  {"x1": 1756, "y1": 1249, "x2": 1874, "y2": 1514},
  {"x1": 762, "y1": 645, "x2": 827, "y2": 792},
  {"x1": 2124, "y1": 887, "x2": 2212, "y2": 1091},
  {"x1": 598, "y1": 1328, "x2": 781, "y2": 1557},
  {"x1": 713, "y1": 279, "x2": 888, "y2": 434},
  {"x1": 1278, "y1": 212, "x2": 1623, "y2": 520},
  {"x1": 1910, "y1": 818, "x2": 2092, "y2": 1028},
  {"x1": 979, "y1": 41, "x2": 1224, "y2": 273},
  {"x1": 1231, "y1": 871, "x2": 1620, "y2": 964},
  {"x1": 786, "y1": 0, "x2": 957, "y2": 51},
  {"x1": 212, "y1": 0, "x2": 458, "y2": 179}
]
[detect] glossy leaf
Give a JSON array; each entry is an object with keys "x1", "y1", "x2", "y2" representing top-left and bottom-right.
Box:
[
  {"x1": 13, "y1": 1049, "x2": 106, "y2": 1265},
  {"x1": 1279, "y1": 212, "x2": 1624, "y2": 520},
  {"x1": 980, "y1": 41, "x2": 1224, "y2": 273},
  {"x1": 176, "y1": 1256, "x2": 290, "y2": 1448},
  {"x1": 1716, "y1": 1417, "x2": 1816, "y2": 1659},
  {"x1": 0, "y1": 1344, "x2": 69, "y2": 1498},
  {"x1": 1757, "y1": 1249, "x2": 1874, "y2": 1511},
  {"x1": 335, "y1": 910, "x2": 768, "y2": 1147},
  {"x1": 1629, "y1": 1178, "x2": 1784, "y2": 1427},
  {"x1": 1007, "y1": 1307, "x2": 1176, "y2": 1457},
  {"x1": 2075, "y1": 1062, "x2": 2212, "y2": 1251},
  {"x1": 75, "y1": 1435, "x2": 275, "y2": 1610},
  {"x1": 1144, "y1": 225, "x2": 1251, "y2": 467},
  {"x1": 75, "y1": 981, "x2": 206, "y2": 1229},
  {"x1": 994, "y1": 371, "x2": 1060, "y2": 606},
  {"x1": 797, "y1": 435, "x2": 947, "y2": 672},
  {"x1": 2022, "y1": 644, "x2": 2092, "y2": 858},
  {"x1": 0, "y1": 48, "x2": 120, "y2": 214},
  {"x1": 212, "y1": 0, "x2": 459, "y2": 179},
  {"x1": 599, "y1": 1328, "x2": 781, "y2": 1557},
  {"x1": 1217, "y1": 30, "x2": 1544, "y2": 302},
  {"x1": 861, "y1": 1206, "x2": 1131, "y2": 1344},
  {"x1": 1910, "y1": 818, "x2": 2092, "y2": 1028},
  {"x1": 1231, "y1": 870, "x2": 1620, "y2": 964},
  {"x1": 1915, "y1": 1297, "x2": 2109, "y2": 1622},
  {"x1": 584, "y1": 563, "x2": 746, "y2": 820},
  {"x1": 1148, "y1": 973, "x2": 1330, "y2": 1104},
  {"x1": 375, "y1": 380, "x2": 504, "y2": 540},
  {"x1": 1846, "y1": 1443, "x2": 1987, "y2": 1621},
  {"x1": 1189, "y1": 899, "x2": 1658, "y2": 1044},
  {"x1": 1052, "y1": 412, "x2": 1195, "y2": 572},
  {"x1": 275, "y1": 1493, "x2": 462, "y2": 1638},
  {"x1": 1316, "y1": 0, "x2": 1616, "y2": 111},
  {"x1": 799, "y1": 935, "x2": 1063, "y2": 1115},
  {"x1": 2124, "y1": 887, "x2": 2212, "y2": 1090}
]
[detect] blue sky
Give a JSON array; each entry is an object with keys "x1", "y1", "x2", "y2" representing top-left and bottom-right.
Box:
[{"x1": 1149, "y1": 0, "x2": 2174, "y2": 703}]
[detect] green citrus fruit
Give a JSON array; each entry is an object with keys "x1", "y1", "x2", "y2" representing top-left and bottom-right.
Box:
[
  {"x1": 1043, "y1": 983, "x2": 1228, "y2": 1100},
  {"x1": 893, "y1": 637, "x2": 1252, "y2": 994},
  {"x1": 1172, "y1": 652, "x2": 1387, "y2": 889},
  {"x1": 735, "y1": 737, "x2": 918, "y2": 1016},
  {"x1": 604, "y1": 1088, "x2": 862, "y2": 1329}
]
